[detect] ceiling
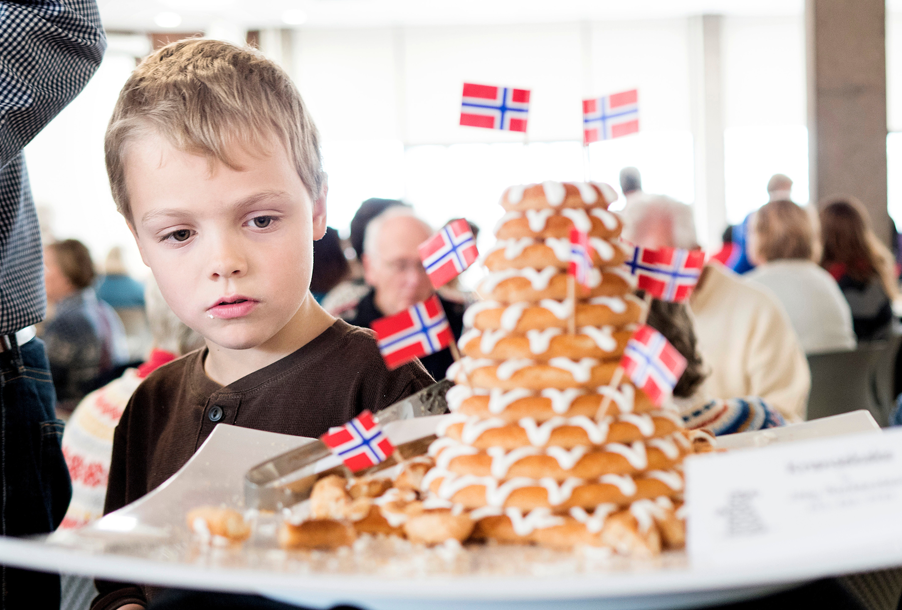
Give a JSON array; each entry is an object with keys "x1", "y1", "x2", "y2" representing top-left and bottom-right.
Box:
[{"x1": 98, "y1": 0, "x2": 808, "y2": 33}]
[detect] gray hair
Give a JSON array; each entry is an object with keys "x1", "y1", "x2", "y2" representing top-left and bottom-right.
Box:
[
  {"x1": 621, "y1": 194, "x2": 699, "y2": 250},
  {"x1": 362, "y1": 207, "x2": 433, "y2": 259},
  {"x1": 145, "y1": 277, "x2": 204, "y2": 355}
]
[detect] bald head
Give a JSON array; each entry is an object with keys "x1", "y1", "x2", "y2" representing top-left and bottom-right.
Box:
[
  {"x1": 621, "y1": 194, "x2": 699, "y2": 250},
  {"x1": 362, "y1": 209, "x2": 435, "y2": 315}
]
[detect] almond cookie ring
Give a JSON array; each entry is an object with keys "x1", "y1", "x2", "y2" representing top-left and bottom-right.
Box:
[
  {"x1": 403, "y1": 508, "x2": 474, "y2": 545},
  {"x1": 438, "y1": 412, "x2": 687, "y2": 449},
  {"x1": 494, "y1": 207, "x2": 622, "y2": 241},
  {"x1": 187, "y1": 506, "x2": 251, "y2": 543},
  {"x1": 422, "y1": 469, "x2": 684, "y2": 510},
  {"x1": 432, "y1": 437, "x2": 686, "y2": 481},
  {"x1": 446, "y1": 385, "x2": 659, "y2": 422},
  {"x1": 500, "y1": 181, "x2": 617, "y2": 212},
  {"x1": 479, "y1": 267, "x2": 634, "y2": 304},
  {"x1": 450, "y1": 357, "x2": 619, "y2": 390},
  {"x1": 278, "y1": 519, "x2": 357, "y2": 550},
  {"x1": 459, "y1": 326, "x2": 631, "y2": 361},
  {"x1": 463, "y1": 296, "x2": 645, "y2": 333},
  {"x1": 484, "y1": 237, "x2": 629, "y2": 271}
]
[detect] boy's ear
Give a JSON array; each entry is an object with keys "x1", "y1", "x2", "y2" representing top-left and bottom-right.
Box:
[
  {"x1": 311, "y1": 182, "x2": 328, "y2": 241},
  {"x1": 126, "y1": 221, "x2": 151, "y2": 267}
]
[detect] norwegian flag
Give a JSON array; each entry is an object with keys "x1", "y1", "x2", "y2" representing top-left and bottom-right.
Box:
[
  {"x1": 568, "y1": 228, "x2": 593, "y2": 288},
  {"x1": 418, "y1": 219, "x2": 479, "y2": 289},
  {"x1": 621, "y1": 325, "x2": 687, "y2": 406},
  {"x1": 583, "y1": 89, "x2": 639, "y2": 144},
  {"x1": 460, "y1": 82, "x2": 530, "y2": 132},
  {"x1": 624, "y1": 246, "x2": 705, "y2": 302},
  {"x1": 372, "y1": 295, "x2": 453, "y2": 369},
  {"x1": 320, "y1": 410, "x2": 395, "y2": 472}
]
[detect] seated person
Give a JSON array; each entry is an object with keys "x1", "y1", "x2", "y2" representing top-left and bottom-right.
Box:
[
  {"x1": 646, "y1": 298, "x2": 785, "y2": 434},
  {"x1": 61, "y1": 278, "x2": 203, "y2": 529},
  {"x1": 746, "y1": 199, "x2": 856, "y2": 354},
  {"x1": 341, "y1": 207, "x2": 465, "y2": 380},
  {"x1": 93, "y1": 39, "x2": 433, "y2": 610},
  {"x1": 43, "y1": 239, "x2": 129, "y2": 413},
  {"x1": 819, "y1": 196, "x2": 897, "y2": 342},
  {"x1": 622, "y1": 195, "x2": 810, "y2": 423}
]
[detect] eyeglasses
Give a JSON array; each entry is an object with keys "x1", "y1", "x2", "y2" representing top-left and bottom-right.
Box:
[{"x1": 380, "y1": 258, "x2": 426, "y2": 275}]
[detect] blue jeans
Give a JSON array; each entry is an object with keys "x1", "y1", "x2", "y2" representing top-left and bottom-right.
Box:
[{"x1": 0, "y1": 337, "x2": 71, "y2": 609}]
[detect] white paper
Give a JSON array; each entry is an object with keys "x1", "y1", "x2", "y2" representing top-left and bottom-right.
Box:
[{"x1": 686, "y1": 425, "x2": 902, "y2": 567}]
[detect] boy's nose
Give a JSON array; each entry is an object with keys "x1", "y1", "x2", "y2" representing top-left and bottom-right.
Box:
[{"x1": 207, "y1": 238, "x2": 247, "y2": 280}]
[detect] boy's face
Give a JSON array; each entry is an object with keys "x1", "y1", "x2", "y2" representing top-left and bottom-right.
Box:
[{"x1": 124, "y1": 134, "x2": 326, "y2": 352}]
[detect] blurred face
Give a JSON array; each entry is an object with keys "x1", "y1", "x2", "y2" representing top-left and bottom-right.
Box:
[
  {"x1": 124, "y1": 133, "x2": 326, "y2": 353},
  {"x1": 43, "y1": 246, "x2": 74, "y2": 304},
  {"x1": 363, "y1": 216, "x2": 434, "y2": 316}
]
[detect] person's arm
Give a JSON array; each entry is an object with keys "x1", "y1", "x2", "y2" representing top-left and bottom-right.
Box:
[
  {"x1": 0, "y1": 0, "x2": 106, "y2": 166},
  {"x1": 745, "y1": 292, "x2": 811, "y2": 423}
]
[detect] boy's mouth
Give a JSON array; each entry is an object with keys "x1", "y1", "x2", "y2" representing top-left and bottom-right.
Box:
[{"x1": 207, "y1": 295, "x2": 258, "y2": 320}]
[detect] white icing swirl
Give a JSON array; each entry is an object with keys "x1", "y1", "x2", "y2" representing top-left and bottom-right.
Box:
[
  {"x1": 487, "y1": 446, "x2": 541, "y2": 478},
  {"x1": 570, "y1": 503, "x2": 618, "y2": 534},
  {"x1": 496, "y1": 358, "x2": 534, "y2": 380},
  {"x1": 544, "y1": 237, "x2": 572, "y2": 262},
  {"x1": 629, "y1": 499, "x2": 658, "y2": 533},
  {"x1": 596, "y1": 384, "x2": 635, "y2": 414},
  {"x1": 573, "y1": 182, "x2": 599, "y2": 204},
  {"x1": 539, "y1": 298, "x2": 573, "y2": 320},
  {"x1": 620, "y1": 413, "x2": 656, "y2": 437},
  {"x1": 600, "y1": 474, "x2": 638, "y2": 497},
  {"x1": 548, "y1": 357, "x2": 599, "y2": 383},
  {"x1": 546, "y1": 445, "x2": 588, "y2": 471},
  {"x1": 498, "y1": 238, "x2": 535, "y2": 260},
  {"x1": 506, "y1": 508, "x2": 565, "y2": 536},
  {"x1": 604, "y1": 441, "x2": 648, "y2": 469},
  {"x1": 500, "y1": 302, "x2": 529, "y2": 330},
  {"x1": 526, "y1": 328, "x2": 563, "y2": 354},
  {"x1": 590, "y1": 207, "x2": 619, "y2": 230},
  {"x1": 459, "y1": 417, "x2": 508, "y2": 445},
  {"x1": 447, "y1": 358, "x2": 494, "y2": 381},
  {"x1": 579, "y1": 326, "x2": 617, "y2": 352},
  {"x1": 589, "y1": 237, "x2": 615, "y2": 261},
  {"x1": 595, "y1": 182, "x2": 619, "y2": 206},
  {"x1": 519, "y1": 415, "x2": 611, "y2": 446},
  {"x1": 426, "y1": 470, "x2": 586, "y2": 507},
  {"x1": 645, "y1": 470, "x2": 684, "y2": 490},
  {"x1": 560, "y1": 208, "x2": 591, "y2": 232},
  {"x1": 588, "y1": 296, "x2": 628, "y2": 313},
  {"x1": 479, "y1": 329, "x2": 508, "y2": 354},
  {"x1": 488, "y1": 388, "x2": 534, "y2": 413},
  {"x1": 480, "y1": 267, "x2": 559, "y2": 294},
  {"x1": 463, "y1": 300, "x2": 502, "y2": 328},
  {"x1": 647, "y1": 436, "x2": 681, "y2": 460},
  {"x1": 507, "y1": 185, "x2": 526, "y2": 204},
  {"x1": 458, "y1": 328, "x2": 481, "y2": 350},
  {"x1": 541, "y1": 388, "x2": 586, "y2": 413},
  {"x1": 525, "y1": 209, "x2": 555, "y2": 232},
  {"x1": 542, "y1": 181, "x2": 566, "y2": 206},
  {"x1": 493, "y1": 211, "x2": 520, "y2": 235}
]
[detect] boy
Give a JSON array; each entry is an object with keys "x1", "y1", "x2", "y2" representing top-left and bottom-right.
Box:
[{"x1": 92, "y1": 39, "x2": 433, "y2": 610}]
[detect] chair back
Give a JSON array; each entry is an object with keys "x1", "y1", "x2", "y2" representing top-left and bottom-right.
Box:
[{"x1": 806, "y1": 345, "x2": 884, "y2": 423}]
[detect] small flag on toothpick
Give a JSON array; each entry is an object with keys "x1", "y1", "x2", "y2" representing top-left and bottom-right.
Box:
[
  {"x1": 568, "y1": 228, "x2": 594, "y2": 288},
  {"x1": 620, "y1": 325, "x2": 687, "y2": 406},
  {"x1": 371, "y1": 295, "x2": 453, "y2": 369},
  {"x1": 623, "y1": 246, "x2": 706, "y2": 303},
  {"x1": 460, "y1": 82, "x2": 530, "y2": 132},
  {"x1": 583, "y1": 89, "x2": 639, "y2": 145},
  {"x1": 320, "y1": 411, "x2": 395, "y2": 472},
  {"x1": 418, "y1": 219, "x2": 479, "y2": 289}
]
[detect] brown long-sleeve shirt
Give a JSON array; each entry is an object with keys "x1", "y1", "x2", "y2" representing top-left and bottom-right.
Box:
[{"x1": 92, "y1": 320, "x2": 433, "y2": 609}]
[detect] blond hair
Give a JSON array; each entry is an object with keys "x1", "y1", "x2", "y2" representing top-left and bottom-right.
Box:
[
  {"x1": 751, "y1": 200, "x2": 818, "y2": 262},
  {"x1": 105, "y1": 39, "x2": 325, "y2": 223}
]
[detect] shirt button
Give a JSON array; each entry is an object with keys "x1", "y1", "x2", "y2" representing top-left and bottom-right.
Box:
[{"x1": 208, "y1": 406, "x2": 224, "y2": 422}]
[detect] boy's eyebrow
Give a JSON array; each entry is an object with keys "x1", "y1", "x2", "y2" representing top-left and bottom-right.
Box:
[{"x1": 140, "y1": 190, "x2": 292, "y2": 225}]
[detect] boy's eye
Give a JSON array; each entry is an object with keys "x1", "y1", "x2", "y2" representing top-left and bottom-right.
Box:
[
  {"x1": 250, "y1": 216, "x2": 273, "y2": 229},
  {"x1": 166, "y1": 229, "x2": 192, "y2": 242}
]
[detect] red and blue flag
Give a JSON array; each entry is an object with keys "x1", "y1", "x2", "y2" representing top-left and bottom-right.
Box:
[
  {"x1": 624, "y1": 245, "x2": 705, "y2": 303},
  {"x1": 460, "y1": 82, "x2": 530, "y2": 132},
  {"x1": 372, "y1": 295, "x2": 453, "y2": 369},
  {"x1": 568, "y1": 228, "x2": 593, "y2": 288},
  {"x1": 418, "y1": 219, "x2": 479, "y2": 289},
  {"x1": 583, "y1": 89, "x2": 639, "y2": 144},
  {"x1": 320, "y1": 410, "x2": 395, "y2": 472},
  {"x1": 620, "y1": 325, "x2": 687, "y2": 406}
]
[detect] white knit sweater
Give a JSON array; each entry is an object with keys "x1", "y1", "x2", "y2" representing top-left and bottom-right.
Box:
[{"x1": 689, "y1": 263, "x2": 811, "y2": 423}]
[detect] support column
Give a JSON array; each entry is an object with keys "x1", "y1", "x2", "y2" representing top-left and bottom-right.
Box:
[
  {"x1": 688, "y1": 15, "x2": 727, "y2": 248},
  {"x1": 806, "y1": 0, "x2": 889, "y2": 243}
]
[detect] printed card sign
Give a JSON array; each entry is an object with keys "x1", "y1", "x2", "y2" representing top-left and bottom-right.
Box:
[{"x1": 686, "y1": 427, "x2": 902, "y2": 568}]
